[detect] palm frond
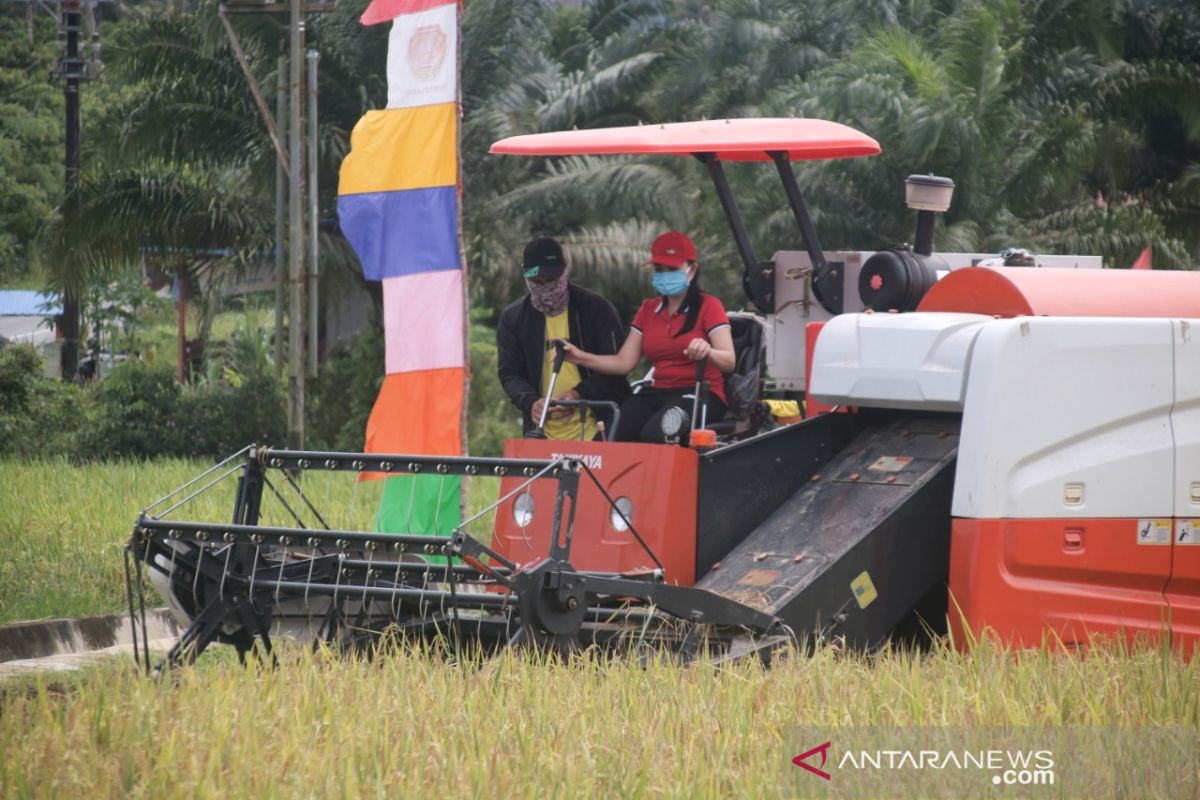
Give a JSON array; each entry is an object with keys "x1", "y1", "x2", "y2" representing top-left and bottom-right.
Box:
[
  {"x1": 494, "y1": 156, "x2": 690, "y2": 231},
  {"x1": 539, "y1": 51, "x2": 662, "y2": 131},
  {"x1": 46, "y1": 170, "x2": 271, "y2": 291}
]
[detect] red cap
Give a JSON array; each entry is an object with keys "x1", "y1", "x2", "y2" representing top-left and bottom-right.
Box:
[{"x1": 647, "y1": 231, "x2": 697, "y2": 267}]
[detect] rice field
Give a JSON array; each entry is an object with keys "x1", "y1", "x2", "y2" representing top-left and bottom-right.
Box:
[
  {"x1": 0, "y1": 458, "x2": 500, "y2": 624},
  {"x1": 1, "y1": 459, "x2": 1198, "y2": 798},
  {"x1": 1, "y1": 639, "x2": 1197, "y2": 797}
]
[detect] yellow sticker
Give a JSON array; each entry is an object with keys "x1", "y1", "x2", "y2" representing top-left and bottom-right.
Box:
[
  {"x1": 1137, "y1": 519, "x2": 1172, "y2": 545},
  {"x1": 851, "y1": 571, "x2": 878, "y2": 609}
]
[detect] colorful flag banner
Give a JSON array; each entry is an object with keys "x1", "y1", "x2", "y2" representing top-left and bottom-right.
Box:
[{"x1": 337, "y1": 0, "x2": 465, "y2": 546}]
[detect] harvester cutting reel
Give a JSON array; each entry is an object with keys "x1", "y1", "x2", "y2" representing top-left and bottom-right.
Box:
[{"x1": 125, "y1": 447, "x2": 785, "y2": 671}]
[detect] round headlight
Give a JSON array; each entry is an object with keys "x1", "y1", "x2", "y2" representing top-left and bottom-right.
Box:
[
  {"x1": 660, "y1": 406, "x2": 687, "y2": 438},
  {"x1": 513, "y1": 493, "x2": 535, "y2": 528},
  {"x1": 610, "y1": 496, "x2": 634, "y2": 532}
]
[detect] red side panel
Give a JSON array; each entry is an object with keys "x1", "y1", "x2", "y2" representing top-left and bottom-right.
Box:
[
  {"x1": 1166, "y1": 520, "x2": 1200, "y2": 656},
  {"x1": 804, "y1": 323, "x2": 834, "y2": 416},
  {"x1": 490, "y1": 439, "x2": 698, "y2": 585},
  {"x1": 949, "y1": 519, "x2": 1175, "y2": 652}
]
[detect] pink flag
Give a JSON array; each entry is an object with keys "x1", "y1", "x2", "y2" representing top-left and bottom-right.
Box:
[{"x1": 1130, "y1": 247, "x2": 1152, "y2": 270}]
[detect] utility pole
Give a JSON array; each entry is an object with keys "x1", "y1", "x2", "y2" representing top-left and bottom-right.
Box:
[
  {"x1": 58, "y1": 0, "x2": 83, "y2": 381},
  {"x1": 306, "y1": 48, "x2": 319, "y2": 378},
  {"x1": 219, "y1": 0, "x2": 331, "y2": 446},
  {"x1": 274, "y1": 56, "x2": 287, "y2": 380},
  {"x1": 286, "y1": 0, "x2": 305, "y2": 448}
]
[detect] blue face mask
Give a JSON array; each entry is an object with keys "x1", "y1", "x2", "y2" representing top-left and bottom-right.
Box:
[{"x1": 652, "y1": 269, "x2": 689, "y2": 297}]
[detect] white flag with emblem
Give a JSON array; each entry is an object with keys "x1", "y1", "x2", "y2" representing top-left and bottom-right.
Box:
[{"x1": 387, "y1": 2, "x2": 457, "y2": 109}]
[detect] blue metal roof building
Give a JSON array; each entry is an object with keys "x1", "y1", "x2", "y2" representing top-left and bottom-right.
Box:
[{"x1": 0, "y1": 291, "x2": 63, "y2": 317}]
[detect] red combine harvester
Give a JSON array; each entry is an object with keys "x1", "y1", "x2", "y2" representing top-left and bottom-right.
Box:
[{"x1": 129, "y1": 119, "x2": 1200, "y2": 667}]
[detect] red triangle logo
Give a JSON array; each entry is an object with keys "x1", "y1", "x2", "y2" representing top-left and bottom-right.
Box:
[{"x1": 792, "y1": 741, "x2": 832, "y2": 780}]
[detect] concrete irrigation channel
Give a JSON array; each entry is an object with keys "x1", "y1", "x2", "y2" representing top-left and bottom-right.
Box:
[{"x1": 0, "y1": 610, "x2": 179, "y2": 678}]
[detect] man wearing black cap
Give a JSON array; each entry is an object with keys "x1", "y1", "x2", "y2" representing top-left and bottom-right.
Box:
[{"x1": 497, "y1": 236, "x2": 630, "y2": 439}]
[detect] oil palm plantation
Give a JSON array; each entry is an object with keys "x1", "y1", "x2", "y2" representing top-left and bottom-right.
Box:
[
  {"x1": 56, "y1": 0, "x2": 1199, "y2": 333},
  {"x1": 460, "y1": 0, "x2": 688, "y2": 316},
  {"x1": 51, "y1": 0, "x2": 376, "y2": 346},
  {"x1": 765, "y1": 0, "x2": 1200, "y2": 267}
]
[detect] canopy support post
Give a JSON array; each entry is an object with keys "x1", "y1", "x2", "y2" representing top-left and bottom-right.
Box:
[
  {"x1": 768, "y1": 152, "x2": 826, "y2": 274},
  {"x1": 695, "y1": 153, "x2": 773, "y2": 312},
  {"x1": 695, "y1": 153, "x2": 756, "y2": 275}
]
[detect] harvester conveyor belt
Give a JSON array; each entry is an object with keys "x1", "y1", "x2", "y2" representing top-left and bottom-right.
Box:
[{"x1": 698, "y1": 417, "x2": 959, "y2": 649}]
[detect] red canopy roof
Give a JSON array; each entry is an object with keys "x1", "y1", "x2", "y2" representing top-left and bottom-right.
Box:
[{"x1": 490, "y1": 118, "x2": 881, "y2": 162}]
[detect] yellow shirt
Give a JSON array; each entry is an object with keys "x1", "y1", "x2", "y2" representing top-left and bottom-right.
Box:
[{"x1": 542, "y1": 311, "x2": 598, "y2": 441}]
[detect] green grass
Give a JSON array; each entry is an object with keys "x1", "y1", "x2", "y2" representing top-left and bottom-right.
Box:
[{"x1": 0, "y1": 459, "x2": 500, "y2": 624}]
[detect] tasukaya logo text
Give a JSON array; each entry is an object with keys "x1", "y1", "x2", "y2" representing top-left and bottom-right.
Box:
[{"x1": 550, "y1": 453, "x2": 602, "y2": 470}]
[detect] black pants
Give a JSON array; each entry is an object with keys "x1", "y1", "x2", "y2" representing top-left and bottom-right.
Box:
[{"x1": 613, "y1": 387, "x2": 726, "y2": 444}]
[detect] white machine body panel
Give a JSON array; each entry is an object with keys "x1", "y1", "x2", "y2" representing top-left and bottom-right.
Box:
[
  {"x1": 807, "y1": 312, "x2": 992, "y2": 412},
  {"x1": 1176, "y1": 319, "x2": 1200, "y2": 518},
  {"x1": 952, "y1": 317, "x2": 1177, "y2": 519},
  {"x1": 765, "y1": 250, "x2": 1102, "y2": 391}
]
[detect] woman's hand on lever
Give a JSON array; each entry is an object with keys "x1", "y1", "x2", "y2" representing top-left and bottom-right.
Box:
[
  {"x1": 683, "y1": 338, "x2": 711, "y2": 361},
  {"x1": 557, "y1": 332, "x2": 642, "y2": 376},
  {"x1": 686, "y1": 327, "x2": 736, "y2": 372},
  {"x1": 556, "y1": 339, "x2": 586, "y2": 366}
]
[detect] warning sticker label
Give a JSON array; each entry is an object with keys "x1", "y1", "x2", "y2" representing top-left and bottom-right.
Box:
[
  {"x1": 851, "y1": 572, "x2": 878, "y2": 609},
  {"x1": 1177, "y1": 520, "x2": 1200, "y2": 546},
  {"x1": 1137, "y1": 519, "x2": 1172, "y2": 545},
  {"x1": 868, "y1": 456, "x2": 913, "y2": 473}
]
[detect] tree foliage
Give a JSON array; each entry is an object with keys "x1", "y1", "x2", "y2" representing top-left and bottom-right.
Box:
[
  {"x1": 0, "y1": 16, "x2": 62, "y2": 279},
  {"x1": 451, "y1": 0, "x2": 1199, "y2": 316},
  {"x1": 17, "y1": 0, "x2": 1198, "y2": 304}
]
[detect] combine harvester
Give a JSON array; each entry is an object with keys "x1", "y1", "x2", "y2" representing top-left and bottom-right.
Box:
[{"x1": 127, "y1": 119, "x2": 1200, "y2": 667}]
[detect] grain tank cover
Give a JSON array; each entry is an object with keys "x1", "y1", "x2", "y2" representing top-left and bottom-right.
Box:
[
  {"x1": 808, "y1": 312, "x2": 992, "y2": 412},
  {"x1": 917, "y1": 266, "x2": 1200, "y2": 318}
]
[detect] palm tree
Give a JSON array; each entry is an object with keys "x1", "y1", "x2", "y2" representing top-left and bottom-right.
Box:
[
  {"x1": 48, "y1": 0, "x2": 382, "y2": 373},
  {"x1": 460, "y1": 0, "x2": 685, "y2": 314},
  {"x1": 651, "y1": 0, "x2": 855, "y2": 121},
  {"x1": 754, "y1": 0, "x2": 1199, "y2": 268}
]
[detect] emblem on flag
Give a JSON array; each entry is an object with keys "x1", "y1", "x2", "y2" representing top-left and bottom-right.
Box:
[{"x1": 407, "y1": 24, "x2": 447, "y2": 80}]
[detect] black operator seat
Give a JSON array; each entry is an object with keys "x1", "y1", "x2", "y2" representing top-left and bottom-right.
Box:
[{"x1": 707, "y1": 311, "x2": 767, "y2": 439}]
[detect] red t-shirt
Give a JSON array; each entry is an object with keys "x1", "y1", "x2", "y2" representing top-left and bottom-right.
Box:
[{"x1": 631, "y1": 292, "x2": 730, "y2": 404}]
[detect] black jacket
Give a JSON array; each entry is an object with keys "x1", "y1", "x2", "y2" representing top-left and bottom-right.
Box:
[{"x1": 497, "y1": 284, "x2": 631, "y2": 435}]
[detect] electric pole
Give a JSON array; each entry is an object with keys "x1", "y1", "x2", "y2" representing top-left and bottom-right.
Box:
[
  {"x1": 52, "y1": 0, "x2": 100, "y2": 381},
  {"x1": 274, "y1": 55, "x2": 287, "y2": 381},
  {"x1": 287, "y1": 0, "x2": 305, "y2": 448},
  {"x1": 58, "y1": 0, "x2": 83, "y2": 381},
  {"x1": 219, "y1": 0, "x2": 330, "y2": 447}
]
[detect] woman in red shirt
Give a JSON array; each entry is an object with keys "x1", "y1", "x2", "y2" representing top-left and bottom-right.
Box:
[{"x1": 558, "y1": 231, "x2": 735, "y2": 442}]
